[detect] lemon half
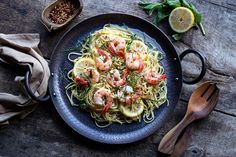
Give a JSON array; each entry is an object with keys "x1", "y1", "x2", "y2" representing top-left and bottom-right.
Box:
[
  {"x1": 169, "y1": 7, "x2": 194, "y2": 33},
  {"x1": 72, "y1": 58, "x2": 95, "y2": 77},
  {"x1": 120, "y1": 100, "x2": 144, "y2": 118}
]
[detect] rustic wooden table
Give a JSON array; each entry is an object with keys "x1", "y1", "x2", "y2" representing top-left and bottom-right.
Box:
[{"x1": 0, "y1": 0, "x2": 236, "y2": 156}]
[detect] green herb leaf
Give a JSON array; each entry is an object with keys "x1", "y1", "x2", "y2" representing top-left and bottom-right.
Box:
[
  {"x1": 166, "y1": 0, "x2": 181, "y2": 8},
  {"x1": 180, "y1": 0, "x2": 201, "y2": 24},
  {"x1": 138, "y1": 0, "x2": 206, "y2": 36},
  {"x1": 126, "y1": 34, "x2": 140, "y2": 51},
  {"x1": 138, "y1": 0, "x2": 152, "y2": 7},
  {"x1": 142, "y1": 3, "x2": 161, "y2": 10},
  {"x1": 180, "y1": 0, "x2": 190, "y2": 8},
  {"x1": 138, "y1": 1, "x2": 162, "y2": 16},
  {"x1": 157, "y1": 51, "x2": 165, "y2": 60},
  {"x1": 180, "y1": 0, "x2": 205, "y2": 35},
  {"x1": 127, "y1": 72, "x2": 141, "y2": 87},
  {"x1": 154, "y1": 10, "x2": 170, "y2": 24},
  {"x1": 189, "y1": 4, "x2": 201, "y2": 24},
  {"x1": 172, "y1": 33, "x2": 183, "y2": 40},
  {"x1": 76, "y1": 86, "x2": 91, "y2": 101},
  {"x1": 148, "y1": 3, "x2": 162, "y2": 16},
  {"x1": 79, "y1": 102, "x2": 88, "y2": 109}
]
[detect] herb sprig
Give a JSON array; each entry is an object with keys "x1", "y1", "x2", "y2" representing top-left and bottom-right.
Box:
[
  {"x1": 138, "y1": 0, "x2": 205, "y2": 40},
  {"x1": 127, "y1": 72, "x2": 141, "y2": 88}
]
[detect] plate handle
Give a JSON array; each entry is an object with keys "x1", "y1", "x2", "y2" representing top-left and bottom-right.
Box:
[
  {"x1": 179, "y1": 49, "x2": 206, "y2": 84},
  {"x1": 24, "y1": 71, "x2": 50, "y2": 102}
]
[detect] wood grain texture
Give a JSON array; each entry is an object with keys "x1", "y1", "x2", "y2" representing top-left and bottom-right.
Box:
[
  {"x1": 0, "y1": 0, "x2": 236, "y2": 156},
  {"x1": 1, "y1": 0, "x2": 235, "y2": 115},
  {"x1": 174, "y1": 0, "x2": 236, "y2": 116},
  {"x1": 0, "y1": 100, "x2": 235, "y2": 157}
]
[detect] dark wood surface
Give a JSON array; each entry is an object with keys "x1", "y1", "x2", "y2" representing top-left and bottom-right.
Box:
[{"x1": 0, "y1": 0, "x2": 236, "y2": 156}]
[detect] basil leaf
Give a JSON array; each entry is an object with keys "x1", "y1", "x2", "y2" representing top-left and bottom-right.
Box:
[
  {"x1": 138, "y1": 0, "x2": 153, "y2": 8},
  {"x1": 180, "y1": 0, "x2": 202, "y2": 24},
  {"x1": 180, "y1": 0, "x2": 190, "y2": 8},
  {"x1": 148, "y1": 3, "x2": 162, "y2": 16},
  {"x1": 172, "y1": 33, "x2": 183, "y2": 40},
  {"x1": 139, "y1": 0, "x2": 205, "y2": 35},
  {"x1": 138, "y1": 1, "x2": 163, "y2": 16},
  {"x1": 189, "y1": 4, "x2": 201, "y2": 24},
  {"x1": 142, "y1": 3, "x2": 162, "y2": 10},
  {"x1": 166, "y1": 0, "x2": 181, "y2": 8},
  {"x1": 154, "y1": 10, "x2": 170, "y2": 24},
  {"x1": 138, "y1": 1, "x2": 162, "y2": 16}
]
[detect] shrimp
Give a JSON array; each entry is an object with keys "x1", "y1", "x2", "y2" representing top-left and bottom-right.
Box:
[
  {"x1": 106, "y1": 69, "x2": 129, "y2": 87},
  {"x1": 144, "y1": 70, "x2": 167, "y2": 85},
  {"x1": 108, "y1": 37, "x2": 126, "y2": 58},
  {"x1": 84, "y1": 67, "x2": 100, "y2": 83},
  {"x1": 96, "y1": 48, "x2": 112, "y2": 71},
  {"x1": 125, "y1": 53, "x2": 144, "y2": 73},
  {"x1": 74, "y1": 67, "x2": 100, "y2": 85},
  {"x1": 93, "y1": 88, "x2": 113, "y2": 113},
  {"x1": 117, "y1": 86, "x2": 142, "y2": 105},
  {"x1": 74, "y1": 76, "x2": 88, "y2": 85}
]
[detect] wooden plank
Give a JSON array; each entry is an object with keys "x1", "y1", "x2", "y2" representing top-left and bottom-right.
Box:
[
  {"x1": 0, "y1": 0, "x2": 235, "y2": 58},
  {"x1": 0, "y1": 0, "x2": 64, "y2": 59},
  {"x1": 157, "y1": 102, "x2": 236, "y2": 157},
  {"x1": 174, "y1": 41, "x2": 236, "y2": 116},
  {"x1": 0, "y1": 0, "x2": 235, "y2": 156},
  {"x1": 173, "y1": 0, "x2": 236, "y2": 116},
  {"x1": 0, "y1": 0, "x2": 235, "y2": 113},
  {"x1": 203, "y1": 0, "x2": 236, "y2": 11},
  {"x1": 0, "y1": 100, "x2": 235, "y2": 157},
  {"x1": 183, "y1": 111, "x2": 236, "y2": 157}
]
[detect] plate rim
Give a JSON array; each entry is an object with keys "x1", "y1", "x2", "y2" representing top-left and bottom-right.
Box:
[{"x1": 49, "y1": 13, "x2": 182, "y2": 144}]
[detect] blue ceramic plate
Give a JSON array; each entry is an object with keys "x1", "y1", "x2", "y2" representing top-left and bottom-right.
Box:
[{"x1": 49, "y1": 13, "x2": 182, "y2": 144}]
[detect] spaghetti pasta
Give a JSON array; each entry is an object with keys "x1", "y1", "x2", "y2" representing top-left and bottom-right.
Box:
[{"x1": 65, "y1": 24, "x2": 168, "y2": 127}]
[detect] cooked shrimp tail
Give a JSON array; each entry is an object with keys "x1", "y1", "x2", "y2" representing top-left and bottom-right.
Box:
[
  {"x1": 144, "y1": 70, "x2": 167, "y2": 85},
  {"x1": 108, "y1": 37, "x2": 126, "y2": 58},
  {"x1": 106, "y1": 68, "x2": 129, "y2": 87},
  {"x1": 125, "y1": 53, "x2": 144, "y2": 73},
  {"x1": 84, "y1": 68, "x2": 100, "y2": 83},
  {"x1": 75, "y1": 76, "x2": 89, "y2": 85},
  {"x1": 102, "y1": 96, "x2": 113, "y2": 113},
  {"x1": 137, "y1": 60, "x2": 144, "y2": 73},
  {"x1": 74, "y1": 67, "x2": 100, "y2": 86},
  {"x1": 96, "y1": 48, "x2": 112, "y2": 71},
  {"x1": 93, "y1": 88, "x2": 113, "y2": 113},
  {"x1": 117, "y1": 86, "x2": 142, "y2": 105}
]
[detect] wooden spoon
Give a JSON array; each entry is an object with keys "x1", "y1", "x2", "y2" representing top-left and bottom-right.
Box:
[{"x1": 158, "y1": 81, "x2": 219, "y2": 154}]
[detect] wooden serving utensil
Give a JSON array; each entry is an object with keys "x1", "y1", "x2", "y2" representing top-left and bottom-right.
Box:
[{"x1": 158, "y1": 81, "x2": 219, "y2": 154}]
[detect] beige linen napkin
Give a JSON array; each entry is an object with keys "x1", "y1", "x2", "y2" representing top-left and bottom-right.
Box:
[{"x1": 0, "y1": 33, "x2": 50, "y2": 125}]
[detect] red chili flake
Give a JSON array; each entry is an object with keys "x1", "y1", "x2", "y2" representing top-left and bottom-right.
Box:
[{"x1": 48, "y1": 0, "x2": 75, "y2": 24}]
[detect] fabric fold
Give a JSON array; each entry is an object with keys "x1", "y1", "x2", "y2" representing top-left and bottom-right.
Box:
[{"x1": 0, "y1": 33, "x2": 50, "y2": 125}]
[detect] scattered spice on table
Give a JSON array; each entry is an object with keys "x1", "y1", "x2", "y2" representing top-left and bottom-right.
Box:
[{"x1": 48, "y1": 0, "x2": 75, "y2": 24}]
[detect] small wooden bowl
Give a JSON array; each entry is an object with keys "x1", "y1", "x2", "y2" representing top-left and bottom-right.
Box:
[{"x1": 41, "y1": 0, "x2": 83, "y2": 32}]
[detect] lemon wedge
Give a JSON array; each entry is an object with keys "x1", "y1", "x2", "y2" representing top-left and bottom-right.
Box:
[
  {"x1": 120, "y1": 100, "x2": 144, "y2": 118},
  {"x1": 130, "y1": 40, "x2": 148, "y2": 53},
  {"x1": 169, "y1": 7, "x2": 194, "y2": 33},
  {"x1": 130, "y1": 40, "x2": 148, "y2": 59},
  {"x1": 72, "y1": 58, "x2": 95, "y2": 77}
]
